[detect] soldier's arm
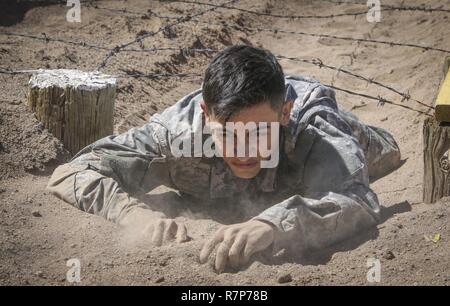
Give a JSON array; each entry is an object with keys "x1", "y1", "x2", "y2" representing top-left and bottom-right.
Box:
[
  {"x1": 254, "y1": 117, "x2": 381, "y2": 251},
  {"x1": 47, "y1": 120, "x2": 174, "y2": 226},
  {"x1": 338, "y1": 107, "x2": 401, "y2": 181}
]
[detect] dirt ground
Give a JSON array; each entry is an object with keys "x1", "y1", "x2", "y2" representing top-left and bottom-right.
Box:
[{"x1": 1, "y1": 0, "x2": 450, "y2": 285}]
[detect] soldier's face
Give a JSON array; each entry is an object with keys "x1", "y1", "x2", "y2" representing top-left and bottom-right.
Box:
[{"x1": 205, "y1": 101, "x2": 293, "y2": 179}]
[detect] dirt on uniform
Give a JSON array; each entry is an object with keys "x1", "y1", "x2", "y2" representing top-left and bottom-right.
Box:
[{"x1": 1, "y1": 0, "x2": 450, "y2": 285}]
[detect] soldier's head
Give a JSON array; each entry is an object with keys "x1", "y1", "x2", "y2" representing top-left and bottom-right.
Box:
[{"x1": 200, "y1": 45, "x2": 293, "y2": 179}]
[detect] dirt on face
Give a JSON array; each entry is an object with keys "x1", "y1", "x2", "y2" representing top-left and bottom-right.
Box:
[{"x1": 1, "y1": 0, "x2": 450, "y2": 285}]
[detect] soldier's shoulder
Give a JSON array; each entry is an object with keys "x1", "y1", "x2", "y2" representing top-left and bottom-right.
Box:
[{"x1": 148, "y1": 88, "x2": 202, "y2": 135}]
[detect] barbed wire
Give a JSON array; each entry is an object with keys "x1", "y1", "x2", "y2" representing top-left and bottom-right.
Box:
[
  {"x1": 318, "y1": 0, "x2": 450, "y2": 13},
  {"x1": 0, "y1": 10, "x2": 439, "y2": 111},
  {"x1": 105, "y1": 2, "x2": 450, "y2": 56},
  {"x1": 0, "y1": 31, "x2": 217, "y2": 56},
  {"x1": 234, "y1": 23, "x2": 450, "y2": 54},
  {"x1": 0, "y1": 31, "x2": 432, "y2": 111},
  {"x1": 0, "y1": 66, "x2": 201, "y2": 79},
  {"x1": 0, "y1": 32, "x2": 434, "y2": 111},
  {"x1": 118, "y1": 68, "x2": 202, "y2": 79},
  {"x1": 2, "y1": 4, "x2": 448, "y2": 56},
  {"x1": 0, "y1": 31, "x2": 110, "y2": 51},
  {"x1": 0, "y1": 66, "x2": 432, "y2": 117},
  {"x1": 0, "y1": 68, "x2": 32, "y2": 75},
  {"x1": 82, "y1": 0, "x2": 450, "y2": 23},
  {"x1": 275, "y1": 55, "x2": 434, "y2": 110},
  {"x1": 83, "y1": 4, "x2": 180, "y2": 20},
  {"x1": 80, "y1": 2, "x2": 450, "y2": 55},
  {"x1": 157, "y1": 0, "x2": 450, "y2": 19},
  {"x1": 157, "y1": 0, "x2": 373, "y2": 19},
  {"x1": 83, "y1": 3, "x2": 366, "y2": 20},
  {"x1": 325, "y1": 83, "x2": 432, "y2": 117},
  {"x1": 0, "y1": 0, "x2": 122, "y2": 4},
  {"x1": 12, "y1": 0, "x2": 129, "y2": 4},
  {"x1": 13, "y1": 0, "x2": 450, "y2": 15},
  {"x1": 0, "y1": 0, "x2": 440, "y2": 117},
  {"x1": 96, "y1": 0, "x2": 239, "y2": 70},
  {"x1": 6, "y1": 0, "x2": 370, "y2": 21}
]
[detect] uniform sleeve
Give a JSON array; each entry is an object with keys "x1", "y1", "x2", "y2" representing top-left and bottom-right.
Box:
[
  {"x1": 338, "y1": 108, "x2": 401, "y2": 181},
  {"x1": 254, "y1": 115, "x2": 381, "y2": 251},
  {"x1": 47, "y1": 120, "x2": 174, "y2": 224}
]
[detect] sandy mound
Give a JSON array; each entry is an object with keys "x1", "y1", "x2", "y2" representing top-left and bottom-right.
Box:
[
  {"x1": 1, "y1": 0, "x2": 450, "y2": 285},
  {"x1": 0, "y1": 102, "x2": 69, "y2": 180}
]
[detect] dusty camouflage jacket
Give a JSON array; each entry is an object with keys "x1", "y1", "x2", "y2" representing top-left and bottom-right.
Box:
[{"x1": 47, "y1": 75, "x2": 401, "y2": 250}]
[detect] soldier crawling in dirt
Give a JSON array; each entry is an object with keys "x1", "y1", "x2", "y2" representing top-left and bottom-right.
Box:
[{"x1": 48, "y1": 45, "x2": 401, "y2": 273}]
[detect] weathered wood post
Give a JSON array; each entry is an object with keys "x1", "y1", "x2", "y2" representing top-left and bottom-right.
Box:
[
  {"x1": 423, "y1": 57, "x2": 450, "y2": 203},
  {"x1": 27, "y1": 69, "x2": 116, "y2": 155}
]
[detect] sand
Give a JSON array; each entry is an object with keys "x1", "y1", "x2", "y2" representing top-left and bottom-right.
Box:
[{"x1": 1, "y1": 0, "x2": 450, "y2": 285}]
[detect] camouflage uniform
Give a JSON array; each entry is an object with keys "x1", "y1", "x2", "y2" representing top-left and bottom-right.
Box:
[{"x1": 47, "y1": 75, "x2": 401, "y2": 250}]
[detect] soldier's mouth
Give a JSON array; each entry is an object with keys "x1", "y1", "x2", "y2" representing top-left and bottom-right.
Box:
[{"x1": 232, "y1": 160, "x2": 259, "y2": 169}]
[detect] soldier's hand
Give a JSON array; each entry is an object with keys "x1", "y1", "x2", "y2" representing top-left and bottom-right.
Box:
[
  {"x1": 199, "y1": 220, "x2": 275, "y2": 273},
  {"x1": 119, "y1": 207, "x2": 189, "y2": 247},
  {"x1": 144, "y1": 218, "x2": 189, "y2": 247}
]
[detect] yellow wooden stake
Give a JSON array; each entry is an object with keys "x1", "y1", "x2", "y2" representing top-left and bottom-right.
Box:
[{"x1": 435, "y1": 56, "x2": 450, "y2": 122}]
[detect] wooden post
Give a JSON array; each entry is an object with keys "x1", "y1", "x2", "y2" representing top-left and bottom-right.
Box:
[
  {"x1": 423, "y1": 118, "x2": 450, "y2": 203},
  {"x1": 423, "y1": 57, "x2": 450, "y2": 203},
  {"x1": 434, "y1": 56, "x2": 450, "y2": 122},
  {"x1": 27, "y1": 69, "x2": 116, "y2": 155}
]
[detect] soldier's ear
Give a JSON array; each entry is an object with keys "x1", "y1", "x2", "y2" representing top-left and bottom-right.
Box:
[
  {"x1": 200, "y1": 100, "x2": 211, "y2": 121},
  {"x1": 280, "y1": 100, "x2": 293, "y2": 126}
]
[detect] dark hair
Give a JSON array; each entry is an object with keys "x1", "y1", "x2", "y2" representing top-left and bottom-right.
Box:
[{"x1": 202, "y1": 45, "x2": 285, "y2": 121}]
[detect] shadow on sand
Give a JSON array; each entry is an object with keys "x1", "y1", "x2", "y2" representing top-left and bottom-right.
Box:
[{"x1": 138, "y1": 189, "x2": 413, "y2": 271}]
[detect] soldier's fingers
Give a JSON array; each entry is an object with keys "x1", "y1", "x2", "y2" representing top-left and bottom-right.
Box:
[
  {"x1": 214, "y1": 229, "x2": 237, "y2": 273},
  {"x1": 163, "y1": 219, "x2": 178, "y2": 241},
  {"x1": 199, "y1": 230, "x2": 225, "y2": 264},
  {"x1": 176, "y1": 222, "x2": 189, "y2": 243},
  {"x1": 242, "y1": 237, "x2": 259, "y2": 264},
  {"x1": 215, "y1": 240, "x2": 233, "y2": 273},
  {"x1": 199, "y1": 236, "x2": 222, "y2": 264},
  {"x1": 141, "y1": 223, "x2": 153, "y2": 237},
  {"x1": 228, "y1": 234, "x2": 247, "y2": 268},
  {"x1": 151, "y1": 219, "x2": 165, "y2": 247}
]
